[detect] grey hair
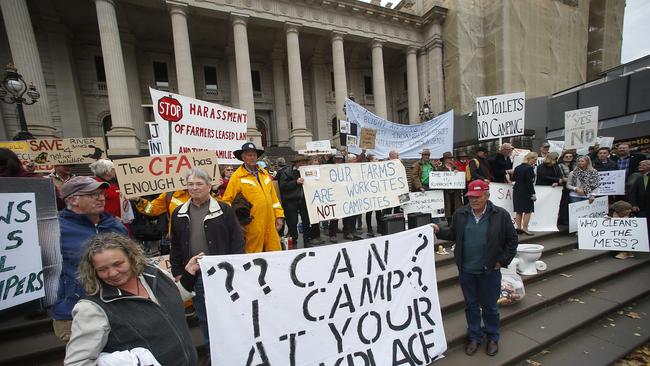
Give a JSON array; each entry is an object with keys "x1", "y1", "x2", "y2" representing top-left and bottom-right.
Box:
[
  {"x1": 184, "y1": 167, "x2": 211, "y2": 184},
  {"x1": 89, "y1": 159, "x2": 114, "y2": 177}
]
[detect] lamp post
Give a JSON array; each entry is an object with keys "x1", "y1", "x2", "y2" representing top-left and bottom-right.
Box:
[
  {"x1": 0, "y1": 63, "x2": 40, "y2": 136},
  {"x1": 419, "y1": 101, "x2": 434, "y2": 122}
]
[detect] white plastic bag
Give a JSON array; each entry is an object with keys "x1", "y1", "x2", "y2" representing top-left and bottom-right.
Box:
[{"x1": 498, "y1": 267, "x2": 525, "y2": 306}]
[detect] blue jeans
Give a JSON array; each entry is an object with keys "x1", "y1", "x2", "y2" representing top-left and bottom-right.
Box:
[
  {"x1": 193, "y1": 274, "x2": 210, "y2": 351},
  {"x1": 459, "y1": 270, "x2": 502, "y2": 343}
]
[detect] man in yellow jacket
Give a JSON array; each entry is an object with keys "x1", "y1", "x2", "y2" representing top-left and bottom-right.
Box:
[{"x1": 222, "y1": 142, "x2": 285, "y2": 253}]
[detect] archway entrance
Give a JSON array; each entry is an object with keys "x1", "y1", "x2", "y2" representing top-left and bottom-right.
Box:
[{"x1": 256, "y1": 118, "x2": 268, "y2": 148}]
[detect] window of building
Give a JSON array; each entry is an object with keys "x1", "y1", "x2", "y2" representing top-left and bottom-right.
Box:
[
  {"x1": 331, "y1": 72, "x2": 335, "y2": 92},
  {"x1": 153, "y1": 61, "x2": 169, "y2": 87},
  {"x1": 94, "y1": 56, "x2": 106, "y2": 82},
  {"x1": 364, "y1": 76, "x2": 373, "y2": 95},
  {"x1": 251, "y1": 70, "x2": 262, "y2": 92},
  {"x1": 204, "y1": 66, "x2": 218, "y2": 90}
]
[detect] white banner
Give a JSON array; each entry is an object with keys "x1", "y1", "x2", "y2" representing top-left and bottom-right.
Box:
[
  {"x1": 564, "y1": 106, "x2": 598, "y2": 150},
  {"x1": 401, "y1": 191, "x2": 445, "y2": 218},
  {"x1": 149, "y1": 88, "x2": 248, "y2": 164},
  {"x1": 578, "y1": 218, "x2": 649, "y2": 252},
  {"x1": 344, "y1": 99, "x2": 454, "y2": 159},
  {"x1": 300, "y1": 161, "x2": 409, "y2": 223},
  {"x1": 568, "y1": 196, "x2": 609, "y2": 233},
  {"x1": 511, "y1": 148, "x2": 531, "y2": 170},
  {"x1": 548, "y1": 140, "x2": 565, "y2": 155},
  {"x1": 489, "y1": 183, "x2": 563, "y2": 232},
  {"x1": 596, "y1": 170, "x2": 626, "y2": 195},
  {"x1": 476, "y1": 91, "x2": 526, "y2": 141},
  {"x1": 0, "y1": 193, "x2": 45, "y2": 310},
  {"x1": 428, "y1": 171, "x2": 466, "y2": 189},
  {"x1": 200, "y1": 226, "x2": 446, "y2": 365}
]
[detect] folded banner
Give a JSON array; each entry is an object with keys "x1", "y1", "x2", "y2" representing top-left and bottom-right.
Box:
[
  {"x1": 429, "y1": 171, "x2": 466, "y2": 189},
  {"x1": 200, "y1": 225, "x2": 446, "y2": 365},
  {"x1": 489, "y1": 183, "x2": 563, "y2": 232},
  {"x1": 568, "y1": 196, "x2": 608, "y2": 233},
  {"x1": 299, "y1": 161, "x2": 409, "y2": 223},
  {"x1": 150, "y1": 88, "x2": 247, "y2": 164},
  {"x1": 578, "y1": 218, "x2": 649, "y2": 253},
  {"x1": 596, "y1": 170, "x2": 626, "y2": 195},
  {"x1": 114, "y1": 151, "x2": 220, "y2": 199},
  {"x1": 401, "y1": 191, "x2": 445, "y2": 218},
  {"x1": 344, "y1": 99, "x2": 454, "y2": 159}
]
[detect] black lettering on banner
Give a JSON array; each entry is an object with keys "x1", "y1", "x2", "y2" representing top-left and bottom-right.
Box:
[
  {"x1": 0, "y1": 255, "x2": 16, "y2": 273},
  {"x1": 414, "y1": 297, "x2": 435, "y2": 330},
  {"x1": 360, "y1": 274, "x2": 385, "y2": 307},
  {"x1": 6, "y1": 230, "x2": 23, "y2": 250},
  {"x1": 392, "y1": 338, "x2": 416, "y2": 366},
  {"x1": 387, "y1": 270, "x2": 405, "y2": 302},
  {"x1": 244, "y1": 258, "x2": 272, "y2": 295},
  {"x1": 278, "y1": 330, "x2": 306, "y2": 366},
  {"x1": 366, "y1": 242, "x2": 388, "y2": 275},
  {"x1": 328, "y1": 317, "x2": 352, "y2": 353},
  {"x1": 252, "y1": 300, "x2": 260, "y2": 338},
  {"x1": 0, "y1": 201, "x2": 14, "y2": 224},
  {"x1": 290, "y1": 251, "x2": 316, "y2": 288},
  {"x1": 357, "y1": 311, "x2": 382, "y2": 344},
  {"x1": 411, "y1": 234, "x2": 428, "y2": 262},
  {"x1": 245, "y1": 341, "x2": 270, "y2": 366},
  {"x1": 303, "y1": 288, "x2": 326, "y2": 321},
  {"x1": 329, "y1": 283, "x2": 356, "y2": 319},
  {"x1": 386, "y1": 304, "x2": 413, "y2": 331},
  {"x1": 217, "y1": 262, "x2": 239, "y2": 301},
  {"x1": 14, "y1": 200, "x2": 31, "y2": 222},
  {"x1": 328, "y1": 248, "x2": 354, "y2": 283}
]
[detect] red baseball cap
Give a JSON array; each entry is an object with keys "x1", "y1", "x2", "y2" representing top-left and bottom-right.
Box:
[{"x1": 466, "y1": 180, "x2": 490, "y2": 197}]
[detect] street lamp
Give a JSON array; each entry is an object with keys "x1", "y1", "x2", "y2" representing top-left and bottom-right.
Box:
[
  {"x1": 0, "y1": 63, "x2": 40, "y2": 135},
  {"x1": 419, "y1": 101, "x2": 434, "y2": 121}
]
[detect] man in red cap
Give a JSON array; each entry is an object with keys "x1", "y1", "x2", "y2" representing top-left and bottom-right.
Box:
[{"x1": 432, "y1": 179, "x2": 518, "y2": 357}]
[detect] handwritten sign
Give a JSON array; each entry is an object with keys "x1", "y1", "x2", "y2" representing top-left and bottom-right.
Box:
[
  {"x1": 564, "y1": 107, "x2": 598, "y2": 150},
  {"x1": 150, "y1": 88, "x2": 247, "y2": 164},
  {"x1": 401, "y1": 191, "x2": 445, "y2": 218},
  {"x1": 0, "y1": 193, "x2": 45, "y2": 310},
  {"x1": 476, "y1": 92, "x2": 525, "y2": 141},
  {"x1": 300, "y1": 161, "x2": 409, "y2": 223},
  {"x1": 359, "y1": 128, "x2": 377, "y2": 149},
  {"x1": 578, "y1": 218, "x2": 648, "y2": 252},
  {"x1": 428, "y1": 171, "x2": 466, "y2": 189},
  {"x1": 596, "y1": 170, "x2": 626, "y2": 195},
  {"x1": 4, "y1": 138, "x2": 107, "y2": 168},
  {"x1": 200, "y1": 225, "x2": 446, "y2": 365},
  {"x1": 114, "y1": 151, "x2": 220, "y2": 199},
  {"x1": 489, "y1": 183, "x2": 563, "y2": 232},
  {"x1": 568, "y1": 196, "x2": 608, "y2": 233},
  {"x1": 346, "y1": 134, "x2": 358, "y2": 148}
]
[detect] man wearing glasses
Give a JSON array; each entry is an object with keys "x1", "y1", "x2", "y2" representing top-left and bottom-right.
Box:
[{"x1": 52, "y1": 176, "x2": 127, "y2": 342}]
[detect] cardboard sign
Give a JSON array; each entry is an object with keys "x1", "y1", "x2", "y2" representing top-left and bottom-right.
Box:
[
  {"x1": 564, "y1": 107, "x2": 598, "y2": 150},
  {"x1": 150, "y1": 88, "x2": 247, "y2": 164},
  {"x1": 0, "y1": 193, "x2": 45, "y2": 310},
  {"x1": 114, "y1": 151, "x2": 220, "y2": 199},
  {"x1": 568, "y1": 196, "x2": 608, "y2": 233},
  {"x1": 200, "y1": 225, "x2": 447, "y2": 365},
  {"x1": 401, "y1": 191, "x2": 445, "y2": 218},
  {"x1": 428, "y1": 171, "x2": 466, "y2": 189},
  {"x1": 359, "y1": 128, "x2": 377, "y2": 149},
  {"x1": 578, "y1": 218, "x2": 649, "y2": 252},
  {"x1": 489, "y1": 183, "x2": 563, "y2": 232},
  {"x1": 10, "y1": 138, "x2": 106, "y2": 166},
  {"x1": 476, "y1": 91, "x2": 526, "y2": 141},
  {"x1": 596, "y1": 170, "x2": 626, "y2": 196},
  {"x1": 299, "y1": 161, "x2": 409, "y2": 223}
]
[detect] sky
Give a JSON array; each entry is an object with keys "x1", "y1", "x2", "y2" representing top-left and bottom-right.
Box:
[{"x1": 360, "y1": 0, "x2": 650, "y2": 64}]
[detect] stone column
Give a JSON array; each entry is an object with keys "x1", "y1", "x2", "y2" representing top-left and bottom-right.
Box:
[
  {"x1": 285, "y1": 22, "x2": 312, "y2": 149},
  {"x1": 417, "y1": 48, "x2": 428, "y2": 108},
  {"x1": 226, "y1": 45, "x2": 239, "y2": 108},
  {"x1": 371, "y1": 39, "x2": 387, "y2": 119},
  {"x1": 0, "y1": 0, "x2": 56, "y2": 137},
  {"x1": 331, "y1": 31, "x2": 348, "y2": 122},
  {"x1": 427, "y1": 24, "x2": 445, "y2": 116},
  {"x1": 271, "y1": 49, "x2": 289, "y2": 146},
  {"x1": 122, "y1": 34, "x2": 147, "y2": 147},
  {"x1": 95, "y1": 0, "x2": 138, "y2": 155},
  {"x1": 168, "y1": 1, "x2": 195, "y2": 98},
  {"x1": 310, "y1": 54, "x2": 329, "y2": 140},
  {"x1": 406, "y1": 46, "x2": 420, "y2": 124},
  {"x1": 231, "y1": 14, "x2": 260, "y2": 145}
]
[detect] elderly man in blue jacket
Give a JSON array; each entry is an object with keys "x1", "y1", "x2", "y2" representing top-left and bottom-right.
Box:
[
  {"x1": 433, "y1": 180, "x2": 518, "y2": 357},
  {"x1": 52, "y1": 176, "x2": 127, "y2": 342}
]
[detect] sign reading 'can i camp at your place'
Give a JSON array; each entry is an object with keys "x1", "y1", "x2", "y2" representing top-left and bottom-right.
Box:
[{"x1": 476, "y1": 92, "x2": 525, "y2": 141}]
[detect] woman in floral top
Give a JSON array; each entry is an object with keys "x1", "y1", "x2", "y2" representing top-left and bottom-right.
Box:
[{"x1": 566, "y1": 155, "x2": 600, "y2": 204}]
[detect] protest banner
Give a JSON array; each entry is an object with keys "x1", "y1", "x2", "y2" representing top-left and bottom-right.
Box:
[
  {"x1": 150, "y1": 88, "x2": 247, "y2": 164},
  {"x1": 568, "y1": 196, "x2": 608, "y2": 233},
  {"x1": 346, "y1": 134, "x2": 358, "y2": 148},
  {"x1": 114, "y1": 151, "x2": 220, "y2": 199},
  {"x1": 564, "y1": 106, "x2": 598, "y2": 150},
  {"x1": 299, "y1": 140, "x2": 337, "y2": 156},
  {"x1": 345, "y1": 99, "x2": 453, "y2": 159},
  {"x1": 0, "y1": 193, "x2": 45, "y2": 310},
  {"x1": 429, "y1": 171, "x2": 466, "y2": 189},
  {"x1": 200, "y1": 225, "x2": 446, "y2": 365},
  {"x1": 476, "y1": 91, "x2": 525, "y2": 141},
  {"x1": 578, "y1": 218, "x2": 649, "y2": 253},
  {"x1": 596, "y1": 170, "x2": 626, "y2": 195},
  {"x1": 359, "y1": 128, "x2": 377, "y2": 149},
  {"x1": 401, "y1": 191, "x2": 445, "y2": 218},
  {"x1": 28, "y1": 138, "x2": 106, "y2": 165},
  {"x1": 300, "y1": 160, "x2": 409, "y2": 223},
  {"x1": 490, "y1": 183, "x2": 563, "y2": 232}
]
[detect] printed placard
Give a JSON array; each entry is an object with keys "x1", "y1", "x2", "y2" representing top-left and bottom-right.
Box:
[
  {"x1": 401, "y1": 191, "x2": 445, "y2": 218},
  {"x1": 114, "y1": 151, "x2": 220, "y2": 199},
  {"x1": 568, "y1": 196, "x2": 609, "y2": 233},
  {"x1": 0, "y1": 193, "x2": 45, "y2": 310},
  {"x1": 596, "y1": 170, "x2": 626, "y2": 196},
  {"x1": 300, "y1": 161, "x2": 409, "y2": 223},
  {"x1": 578, "y1": 218, "x2": 649, "y2": 252},
  {"x1": 490, "y1": 183, "x2": 563, "y2": 232},
  {"x1": 428, "y1": 171, "x2": 466, "y2": 189},
  {"x1": 148, "y1": 139, "x2": 164, "y2": 156},
  {"x1": 564, "y1": 106, "x2": 598, "y2": 150},
  {"x1": 200, "y1": 225, "x2": 446, "y2": 365},
  {"x1": 476, "y1": 92, "x2": 526, "y2": 141},
  {"x1": 359, "y1": 128, "x2": 377, "y2": 149}
]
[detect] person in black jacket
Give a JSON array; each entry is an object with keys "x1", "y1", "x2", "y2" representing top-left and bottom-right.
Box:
[
  {"x1": 629, "y1": 167, "x2": 650, "y2": 232},
  {"x1": 468, "y1": 146, "x2": 493, "y2": 182},
  {"x1": 513, "y1": 152, "x2": 537, "y2": 235},
  {"x1": 536, "y1": 152, "x2": 565, "y2": 187},
  {"x1": 433, "y1": 180, "x2": 518, "y2": 357},
  {"x1": 612, "y1": 143, "x2": 645, "y2": 178},
  {"x1": 592, "y1": 147, "x2": 618, "y2": 172},
  {"x1": 490, "y1": 143, "x2": 514, "y2": 183}
]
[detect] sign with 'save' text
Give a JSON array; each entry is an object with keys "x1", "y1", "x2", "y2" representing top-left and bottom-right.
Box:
[
  {"x1": 429, "y1": 171, "x2": 466, "y2": 189},
  {"x1": 0, "y1": 193, "x2": 45, "y2": 310},
  {"x1": 568, "y1": 196, "x2": 609, "y2": 233},
  {"x1": 476, "y1": 92, "x2": 525, "y2": 141},
  {"x1": 489, "y1": 183, "x2": 563, "y2": 232},
  {"x1": 114, "y1": 151, "x2": 220, "y2": 199},
  {"x1": 578, "y1": 218, "x2": 648, "y2": 252},
  {"x1": 564, "y1": 106, "x2": 598, "y2": 150},
  {"x1": 299, "y1": 161, "x2": 409, "y2": 223},
  {"x1": 401, "y1": 191, "x2": 445, "y2": 218},
  {"x1": 596, "y1": 170, "x2": 626, "y2": 196},
  {"x1": 200, "y1": 226, "x2": 446, "y2": 365}
]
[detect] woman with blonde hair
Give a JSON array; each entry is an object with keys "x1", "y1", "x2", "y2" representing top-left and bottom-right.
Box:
[
  {"x1": 536, "y1": 152, "x2": 565, "y2": 186},
  {"x1": 512, "y1": 152, "x2": 538, "y2": 235},
  {"x1": 566, "y1": 155, "x2": 600, "y2": 204}
]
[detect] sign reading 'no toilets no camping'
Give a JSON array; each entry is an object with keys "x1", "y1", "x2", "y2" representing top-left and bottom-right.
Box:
[{"x1": 476, "y1": 92, "x2": 526, "y2": 141}]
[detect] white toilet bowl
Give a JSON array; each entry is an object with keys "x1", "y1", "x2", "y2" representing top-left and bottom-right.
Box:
[{"x1": 515, "y1": 244, "x2": 546, "y2": 275}]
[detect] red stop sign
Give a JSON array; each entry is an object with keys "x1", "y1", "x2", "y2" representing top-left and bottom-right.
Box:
[{"x1": 157, "y1": 95, "x2": 183, "y2": 122}]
